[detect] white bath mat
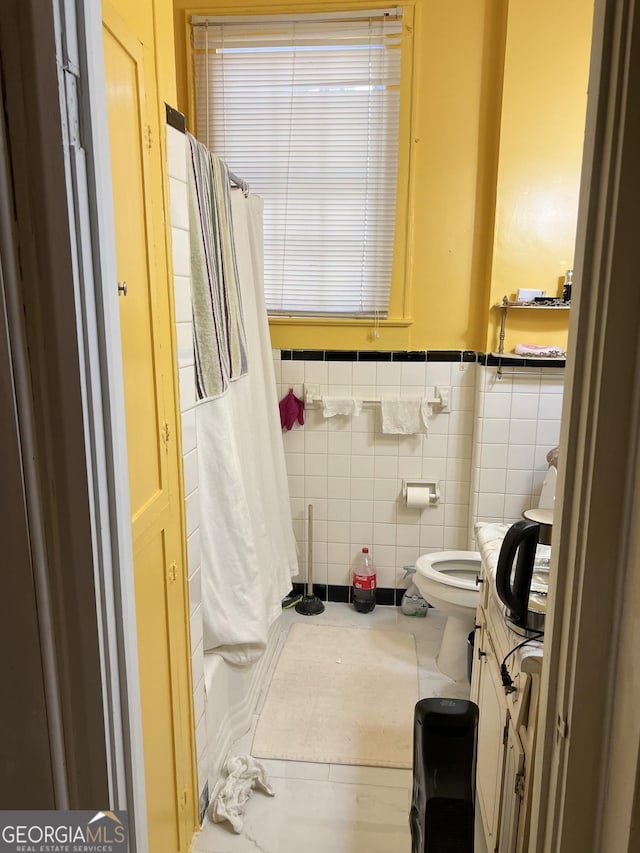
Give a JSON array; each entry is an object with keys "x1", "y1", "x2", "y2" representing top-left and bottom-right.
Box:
[{"x1": 252, "y1": 623, "x2": 419, "y2": 769}]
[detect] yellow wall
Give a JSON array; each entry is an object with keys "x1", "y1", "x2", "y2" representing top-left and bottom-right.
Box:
[
  {"x1": 173, "y1": 0, "x2": 592, "y2": 353},
  {"x1": 485, "y1": 0, "x2": 592, "y2": 354}
]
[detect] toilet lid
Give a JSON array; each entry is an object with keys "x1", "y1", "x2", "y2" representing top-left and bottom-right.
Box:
[{"x1": 415, "y1": 551, "x2": 481, "y2": 591}]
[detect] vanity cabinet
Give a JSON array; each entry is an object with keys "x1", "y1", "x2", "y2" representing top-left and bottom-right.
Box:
[{"x1": 471, "y1": 567, "x2": 542, "y2": 853}]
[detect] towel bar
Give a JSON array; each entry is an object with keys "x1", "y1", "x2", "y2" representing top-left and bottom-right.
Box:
[{"x1": 302, "y1": 384, "x2": 449, "y2": 410}]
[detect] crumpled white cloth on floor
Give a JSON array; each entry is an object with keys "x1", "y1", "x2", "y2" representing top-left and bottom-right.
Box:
[
  {"x1": 208, "y1": 754, "x2": 275, "y2": 833},
  {"x1": 322, "y1": 396, "x2": 363, "y2": 418}
]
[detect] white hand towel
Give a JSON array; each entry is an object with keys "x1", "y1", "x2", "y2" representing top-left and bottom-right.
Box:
[
  {"x1": 381, "y1": 396, "x2": 430, "y2": 435},
  {"x1": 322, "y1": 396, "x2": 363, "y2": 418}
]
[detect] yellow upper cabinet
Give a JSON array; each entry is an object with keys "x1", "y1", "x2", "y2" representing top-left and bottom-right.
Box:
[{"x1": 173, "y1": 0, "x2": 592, "y2": 353}]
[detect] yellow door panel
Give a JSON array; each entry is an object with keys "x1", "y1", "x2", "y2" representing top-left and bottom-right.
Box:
[
  {"x1": 103, "y1": 24, "x2": 167, "y2": 531},
  {"x1": 133, "y1": 531, "x2": 180, "y2": 850},
  {"x1": 103, "y1": 4, "x2": 196, "y2": 850}
]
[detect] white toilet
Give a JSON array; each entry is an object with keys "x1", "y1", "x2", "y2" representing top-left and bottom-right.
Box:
[
  {"x1": 414, "y1": 551, "x2": 481, "y2": 682},
  {"x1": 414, "y1": 462, "x2": 558, "y2": 682}
]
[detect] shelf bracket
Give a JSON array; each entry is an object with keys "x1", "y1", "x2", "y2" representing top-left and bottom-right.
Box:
[{"x1": 497, "y1": 296, "x2": 508, "y2": 378}]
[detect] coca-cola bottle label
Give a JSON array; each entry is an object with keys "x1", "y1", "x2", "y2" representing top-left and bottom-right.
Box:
[{"x1": 353, "y1": 572, "x2": 376, "y2": 590}]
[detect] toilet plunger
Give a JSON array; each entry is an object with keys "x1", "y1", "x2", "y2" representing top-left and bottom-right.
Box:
[{"x1": 295, "y1": 504, "x2": 325, "y2": 615}]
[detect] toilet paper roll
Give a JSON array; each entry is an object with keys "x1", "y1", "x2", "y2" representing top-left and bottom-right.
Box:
[{"x1": 405, "y1": 485, "x2": 431, "y2": 509}]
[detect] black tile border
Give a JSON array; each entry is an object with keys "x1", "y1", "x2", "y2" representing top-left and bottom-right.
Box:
[
  {"x1": 428, "y1": 350, "x2": 477, "y2": 363},
  {"x1": 357, "y1": 350, "x2": 392, "y2": 361},
  {"x1": 278, "y1": 349, "x2": 565, "y2": 367},
  {"x1": 325, "y1": 350, "x2": 358, "y2": 361},
  {"x1": 390, "y1": 351, "x2": 426, "y2": 362},
  {"x1": 291, "y1": 350, "x2": 324, "y2": 361},
  {"x1": 291, "y1": 582, "x2": 429, "y2": 609},
  {"x1": 292, "y1": 582, "x2": 327, "y2": 600},
  {"x1": 328, "y1": 584, "x2": 350, "y2": 603},
  {"x1": 375, "y1": 587, "x2": 397, "y2": 606},
  {"x1": 279, "y1": 349, "x2": 479, "y2": 363},
  {"x1": 165, "y1": 103, "x2": 186, "y2": 134},
  {"x1": 478, "y1": 352, "x2": 566, "y2": 369}
]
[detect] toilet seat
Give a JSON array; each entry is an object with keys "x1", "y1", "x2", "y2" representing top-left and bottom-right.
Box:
[{"x1": 415, "y1": 551, "x2": 481, "y2": 591}]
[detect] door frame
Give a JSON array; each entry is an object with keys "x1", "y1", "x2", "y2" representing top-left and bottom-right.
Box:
[
  {"x1": 56, "y1": 0, "x2": 150, "y2": 843},
  {"x1": 530, "y1": 0, "x2": 640, "y2": 850},
  {"x1": 102, "y1": 2, "x2": 198, "y2": 847},
  {"x1": 76, "y1": 0, "x2": 640, "y2": 845},
  {"x1": 0, "y1": 0, "x2": 148, "y2": 845},
  {"x1": 66, "y1": 0, "x2": 150, "y2": 842},
  {"x1": 6, "y1": 0, "x2": 640, "y2": 849}
]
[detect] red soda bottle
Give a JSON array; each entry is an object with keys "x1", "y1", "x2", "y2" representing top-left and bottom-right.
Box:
[{"x1": 352, "y1": 547, "x2": 376, "y2": 613}]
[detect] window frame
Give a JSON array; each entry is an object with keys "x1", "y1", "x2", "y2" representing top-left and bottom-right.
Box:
[{"x1": 184, "y1": 1, "x2": 416, "y2": 347}]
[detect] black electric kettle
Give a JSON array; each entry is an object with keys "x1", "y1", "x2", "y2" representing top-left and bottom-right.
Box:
[{"x1": 495, "y1": 519, "x2": 547, "y2": 636}]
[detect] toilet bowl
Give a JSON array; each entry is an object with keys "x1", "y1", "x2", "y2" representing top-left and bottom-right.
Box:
[
  {"x1": 414, "y1": 551, "x2": 481, "y2": 682},
  {"x1": 413, "y1": 459, "x2": 559, "y2": 682}
]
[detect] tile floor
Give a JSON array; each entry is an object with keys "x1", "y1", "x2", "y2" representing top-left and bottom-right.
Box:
[{"x1": 192, "y1": 603, "x2": 485, "y2": 853}]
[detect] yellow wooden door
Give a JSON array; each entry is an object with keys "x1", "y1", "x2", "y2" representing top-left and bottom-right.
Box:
[{"x1": 103, "y1": 7, "x2": 195, "y2": 850}]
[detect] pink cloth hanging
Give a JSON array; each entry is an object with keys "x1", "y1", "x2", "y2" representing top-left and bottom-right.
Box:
[{"x1": 279, "y1": 388, "x2": 304, "y2": 430}]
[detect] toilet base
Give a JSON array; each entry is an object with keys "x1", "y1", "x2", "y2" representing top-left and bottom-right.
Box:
[{"x1": 436, "y1": 612, "x2": 476, "y2": 682}]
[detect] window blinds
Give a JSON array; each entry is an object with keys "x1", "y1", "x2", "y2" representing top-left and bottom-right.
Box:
[{"x1": 192, "y1": 10, "x2": 402, "y2": 317}]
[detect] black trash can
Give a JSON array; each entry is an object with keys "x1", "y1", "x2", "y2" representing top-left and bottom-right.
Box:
[{"x1": 410, "y1": 697, "x2": 479, "y2": 853}]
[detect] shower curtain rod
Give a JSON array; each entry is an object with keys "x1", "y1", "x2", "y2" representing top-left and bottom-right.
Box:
[{"x1": 229, "y1": 171, "x2": 250, "y2": 196}]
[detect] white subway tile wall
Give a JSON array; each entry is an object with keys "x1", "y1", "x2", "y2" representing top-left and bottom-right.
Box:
[
  {"x1": 166, "y1": 122, "x2": 208, "y2": 790},
  {"x1": 276, "y1": 354, "x2": 478, "y2": 592},
  {"x1": 471, "y1": 365, "x2": 564, "y2": 542},
  {"x1": 276, "y1": 354, "x2": 565, "y2": 583}
]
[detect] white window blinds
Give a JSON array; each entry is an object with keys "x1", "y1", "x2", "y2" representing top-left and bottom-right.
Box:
[{"x1": 192, "y1": 10, "x2": 402, "y2": 317}]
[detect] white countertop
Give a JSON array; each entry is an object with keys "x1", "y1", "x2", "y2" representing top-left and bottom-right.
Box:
[
  {"x1": 475, "y1": 522, "x2": 512, "y2": 581},
  {"x1": 475, "y1": 522, "x2": 544, "y2": 665}
]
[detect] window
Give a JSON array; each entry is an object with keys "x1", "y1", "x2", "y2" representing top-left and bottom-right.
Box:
[{"x1": 192, "y1": 9, "x2": 403, "y2": 317}]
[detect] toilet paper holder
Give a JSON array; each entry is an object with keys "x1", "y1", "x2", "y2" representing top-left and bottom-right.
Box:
[{"x1": 402, "y1": 480, "x2": 440, "y2": 507}]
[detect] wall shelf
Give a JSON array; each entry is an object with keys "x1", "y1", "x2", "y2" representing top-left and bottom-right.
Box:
[
  {"x1": 492, "y1": 296, "x2": 569, "y2": 377},
  {"x1": 489, "y1": 352, "x2": 566, "y2": 361},
  {"x1": 492, "y1": 301, "x2": 570, "y2": 310}
]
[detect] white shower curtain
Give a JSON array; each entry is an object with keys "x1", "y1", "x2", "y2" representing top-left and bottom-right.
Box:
[{"x1": 197, "y1": 192, "x2": 298, "y2": 664}]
